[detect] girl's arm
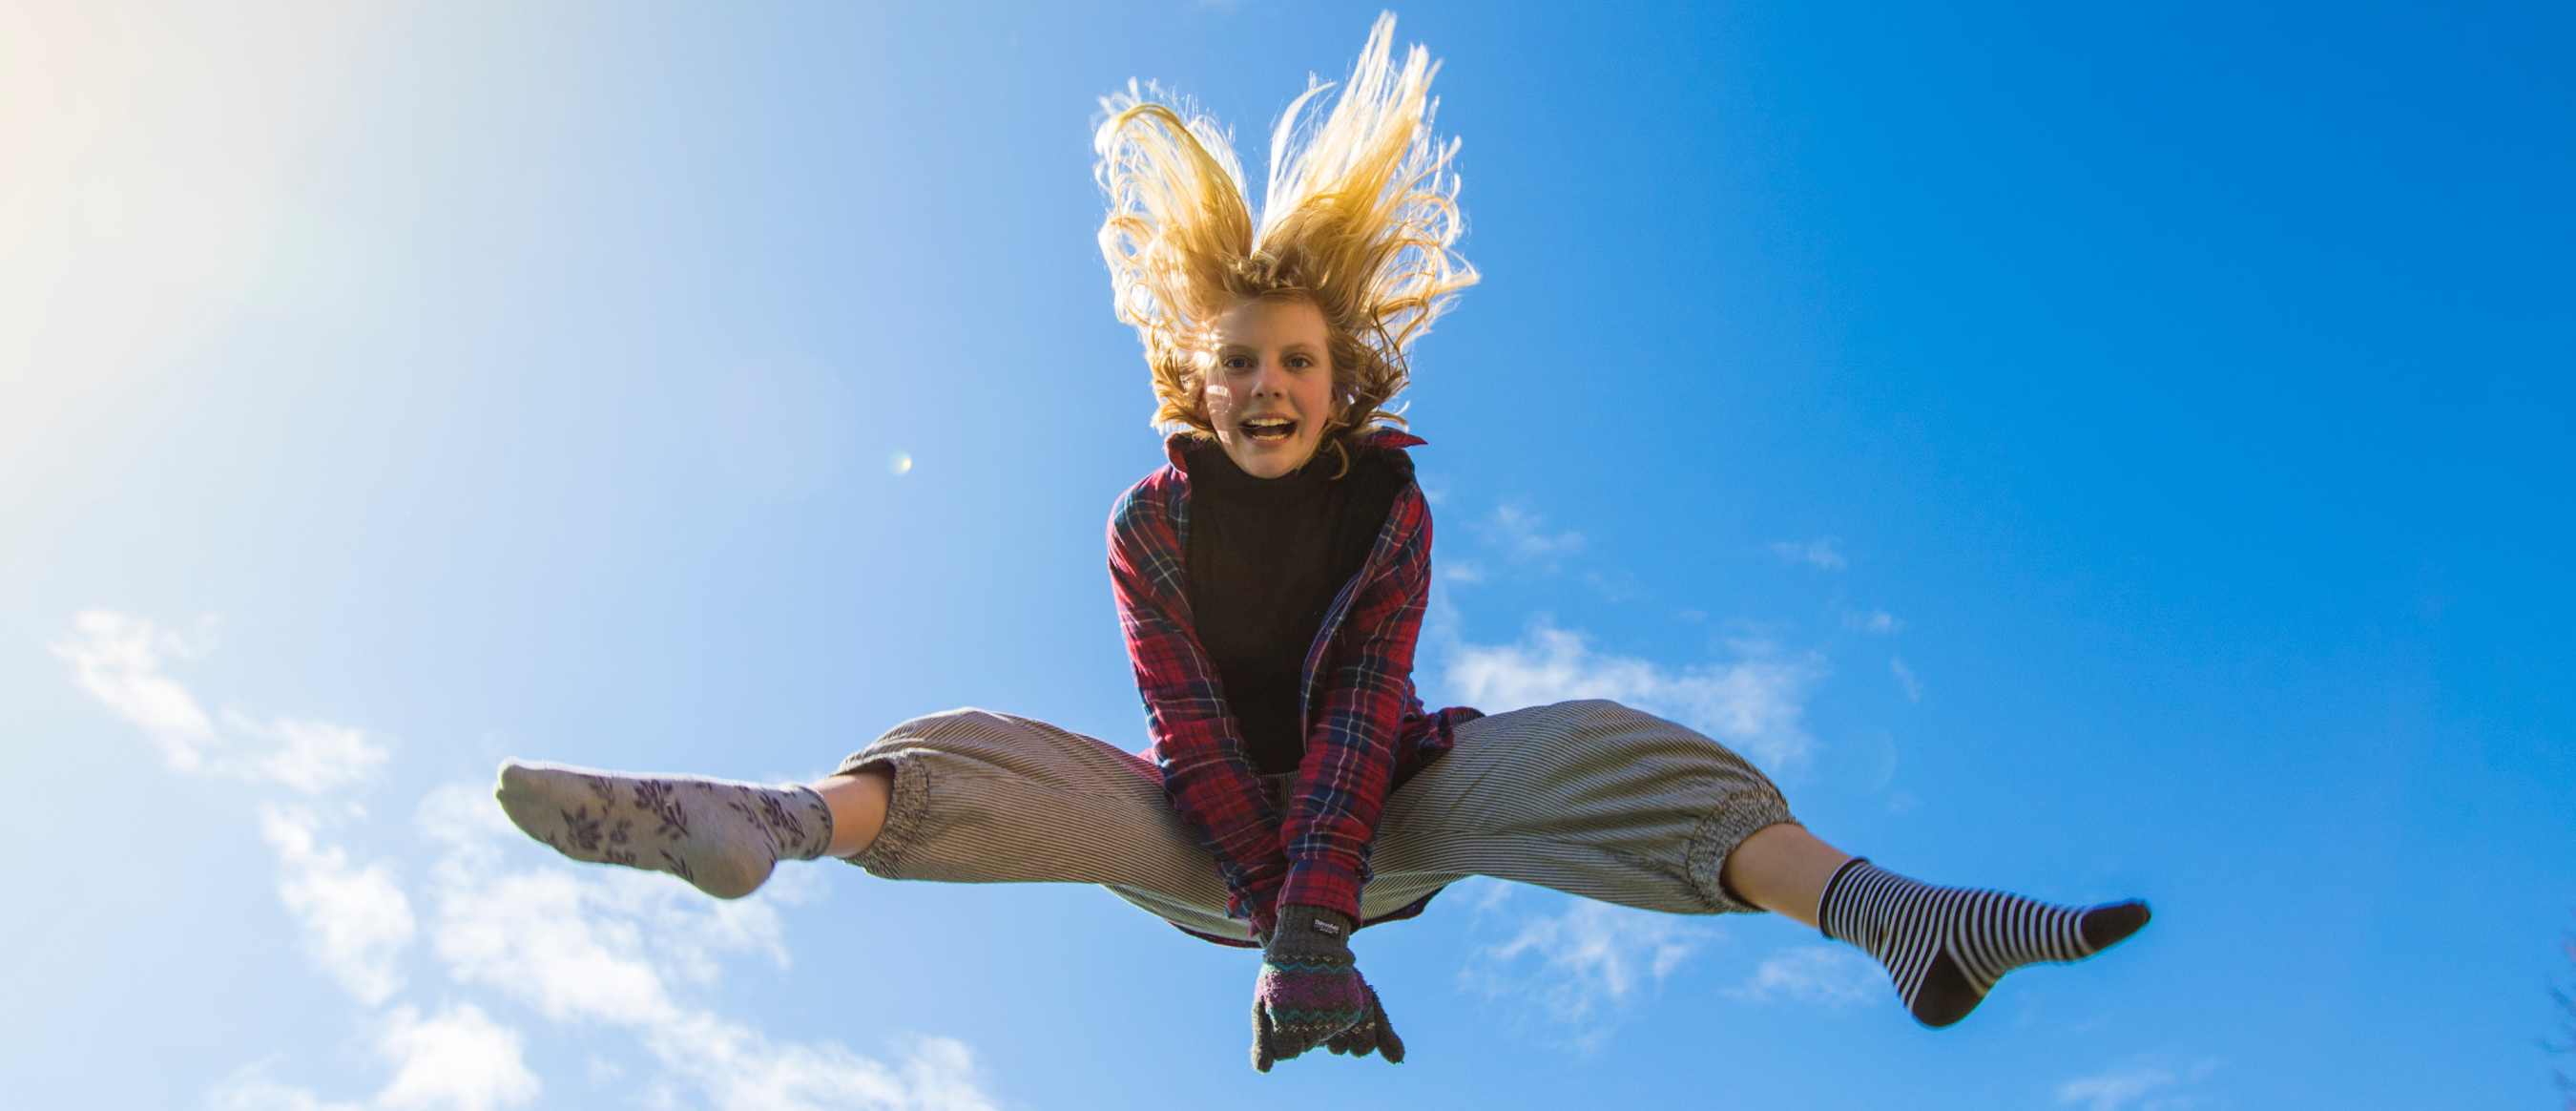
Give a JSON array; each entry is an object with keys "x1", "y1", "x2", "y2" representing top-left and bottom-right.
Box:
[
  {"x1": 1276, "y1": 484, "x2": 1434, "y2": 923},
  {"x1": 1107, "y1": 472, "x2": 1293, "y2": 935}
]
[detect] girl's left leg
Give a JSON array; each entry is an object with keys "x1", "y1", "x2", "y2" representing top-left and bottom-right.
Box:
[
  {"x1": 1718, "y1": 821, "x2": 2151, "y2": 1026},
  {"x1": 1716, "y1": 821, "x2": 1852, "y2": 928},
  {"x1": 1368, "y1": 700, "x2": 2150, "y2": 1029}
]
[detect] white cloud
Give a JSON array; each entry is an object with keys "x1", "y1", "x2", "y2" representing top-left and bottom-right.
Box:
[
  {"x1": 61, "y1": 612, "x2": 994, "y2": 1111},
  {"x1": 1461, "y1": 884, "x2": 1712, "y2": 1035},
  {"x1": 54, "y1": 611, "x2": 388, "y2": 791},
  {"x1": 1772, "y1": 537, "x2": 1847, "y2": 569},
  {"x1": 209, "y1": 1015, "x2": 543, "y2": 1111},
  {"x1": 1445, "y1": 618, "x2": 1826, "y2": 769},
  {"x1": 374, "y1": 1005, "x2": 539, "y2": 1111},
  {"x1": 2057, "y1": 1066, "x2": 2171, "y2": 1111},
  {"x1": 231, "y1": 714, "x2": 392, "y2": 793},
  {"x1": 209, "y1": 1067, "x2": 363, "y2": 1111},
  {"x1": 418, "y1": 783, "x2": 994, "y2": 1111},
  {"x1": 1843, "y1": 609, "x2": 1902, "y2": 634},
  {"x1": 652, "y1": 1020, "x2": 990, "y2": 1111},
  {"x1": 1723, "y1": 945, "x2": 1880, "y2": 1008},
  {"x1": 261, "y1": 805, "x2": 416, "y2": 1005},
  {"x1": 53, "y1": 611, "x2": 219, "y2": 769},
  {"x1": 2056, "y1": 1059, "x2": 2220, "y2": 1111},
  {"x1": 1889, "y1": 657, "x2": 1922, "y2": 702},
  {"x1": 1487, "y1": 504, "x2": 1585, "y2": 561}
]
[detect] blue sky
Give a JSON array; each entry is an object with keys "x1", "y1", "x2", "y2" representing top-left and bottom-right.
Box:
[{"x1": 5, "y1": 2, "x2": 2571, "y2": 1108}]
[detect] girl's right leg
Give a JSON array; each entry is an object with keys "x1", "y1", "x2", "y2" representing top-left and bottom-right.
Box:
[
  {"x1": 492, "y1": 750, "x2": 893, "y2": 897},
  {"x1": 493, "y1": 760, "x2": 841, "y2": 899},
  {"x1": 811, "y1": 768, "x2": 890, "y2": 858},
  {"x1": 493, "y1": 709, "x2": 1247, "y2": 937}
]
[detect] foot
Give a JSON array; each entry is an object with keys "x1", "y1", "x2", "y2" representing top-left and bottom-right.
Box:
[
  {"x1": 1819, "y1": 858, "x2": 2150, "y2": 1028},
  {"x1": 492, "y1": 759, "x2": 835, "y2": 899}
]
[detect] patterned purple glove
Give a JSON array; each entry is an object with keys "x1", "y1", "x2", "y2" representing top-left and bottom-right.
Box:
[
  {"x1": 1250, "y1": 905, "x2": 1369, "y2": 1072},
  {"x1": 1323, "y1": 976, "x2": 1405, "y2": 1062}
]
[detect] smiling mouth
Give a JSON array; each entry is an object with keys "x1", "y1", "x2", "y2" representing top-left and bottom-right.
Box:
[{"x1": 1240, "y1": 417, "x2": 1298, "y2": 442}]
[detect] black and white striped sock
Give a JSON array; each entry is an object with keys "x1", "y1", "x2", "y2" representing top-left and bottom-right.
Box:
[{"x1": 1818, "y1": 858, "x2": 2150, "y2": 1028}]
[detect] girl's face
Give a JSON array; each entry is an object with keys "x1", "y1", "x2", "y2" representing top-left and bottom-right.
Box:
[{"x1": 1199, "y1": 297, "x2": 1340, "y2": 478}]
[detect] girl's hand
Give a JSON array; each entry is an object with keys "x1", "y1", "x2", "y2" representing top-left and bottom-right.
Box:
[
  {"x1": 1250, "y1": 905, "x2": 1370, "y2": 1071},
  {"x1": 1323, "y1": 977, "x2": 1405, "y2": 1062}
]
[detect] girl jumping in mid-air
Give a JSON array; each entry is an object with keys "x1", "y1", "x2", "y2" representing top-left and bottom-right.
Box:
[{"x1": 495, "y1": 15, "x2": 2150, "y2": 1071}]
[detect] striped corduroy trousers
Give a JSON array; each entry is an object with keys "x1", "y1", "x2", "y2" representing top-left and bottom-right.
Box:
[{"x1": 835, "y1": 699, "x2": 1797, "y2": 942}]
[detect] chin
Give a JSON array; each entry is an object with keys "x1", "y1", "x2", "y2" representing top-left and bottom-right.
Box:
[{"x1": 1229, "y1": 439, "x2": 1317, "y2": 478}]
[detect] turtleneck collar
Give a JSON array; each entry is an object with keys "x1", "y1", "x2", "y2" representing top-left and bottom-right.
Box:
[{"x1": 1181, "y1": 439, "x2": 1338, "y2": 503}]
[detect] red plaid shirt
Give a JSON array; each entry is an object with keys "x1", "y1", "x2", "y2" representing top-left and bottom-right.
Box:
[{"x1": 1109, "y1": 429, "x2": 1472, "y2": 941}]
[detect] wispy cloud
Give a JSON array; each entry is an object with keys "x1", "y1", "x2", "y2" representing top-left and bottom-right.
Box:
[
  {"x1": 64, "y1": 612, "x2": 995, "y2": 1111},
  {"x1": 1843, "y1": 609, "x2": 1902, "y2": 634},
  {"x1": 1723, "y1": 946, "x2": 1880, "y2": 1009},
  {"x1": 373, "y1": 1005, "x2": 541, "y2": 1111},
  {"x1": 1772, "y1": 537, "x2": 1846, "y2": 570},
  {"x1": 1445, "y1": 618, "x2": 1827, "y2": 770},
  {"x1": 211, "y1": 1066, "x2": 363, "y2": 1111},
  {"x1": 228, "y1": 715, "x2": 392, "y2": 793},
  {"x1": 54, "y1": 611, "x2": 220, "y2": 766},
  {"x1": 1889, "y1": 657, "x2": 1922, "y2": 702},
  {"x1": 2056, "y1": 1059, "x2": 2220, "y2": 1111},
  {"x1": 1481, "y1": 503, "x2": 1585, "y2": 568},
  {"x1": 1446, "y1": 500, "x2": 1589, "y2": 583},
  {"x1": 425, "y1": 782, "x2": 988, "y2": 1110},
  {"x1": 260, "y1": 804, "x2": 417, "y2": 1005},
  {"x1": 1459, "y1": 883, "x2": 1713, "y2": 1042},
  {"x1": 52, "y1": 611, "x2": 389, "y2": 790},
  {"x1": 210, "y1": 1006, "x2": 540, "y2": 1111}
]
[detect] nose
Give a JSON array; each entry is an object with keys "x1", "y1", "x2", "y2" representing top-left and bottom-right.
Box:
[{"x1": 1246, "y1": 357, "x2": 1290, "y2": 398}]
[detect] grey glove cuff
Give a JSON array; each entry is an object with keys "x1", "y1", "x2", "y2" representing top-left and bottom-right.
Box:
[{"x1": 1265, "y1": 903, "x2": 1357, "y2": 960}]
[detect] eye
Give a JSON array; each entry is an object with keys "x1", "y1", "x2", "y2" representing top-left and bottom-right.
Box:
[
  {"x1": 1286, "y1": 354, "x2": 1316, "y2": 370},
  {"x1": 1220, "y1": 354, "x2": 1252, "y2": 370}
]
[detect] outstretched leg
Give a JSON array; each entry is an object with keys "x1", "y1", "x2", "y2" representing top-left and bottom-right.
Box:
[
  {"x1": 491, "y1": 709, "x2": 1243, "y2": 935},
  {"x1": 1720, "y1": 824, "x2": 2150, "y2": 1027},
  {"x1": 1369, "y1": 702, "x2": 2150, "y2": 1030}
]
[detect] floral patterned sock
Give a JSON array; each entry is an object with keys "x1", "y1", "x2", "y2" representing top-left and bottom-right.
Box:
[{"x1": 493, "y1": 759, "x2": 835, "y2": 899}]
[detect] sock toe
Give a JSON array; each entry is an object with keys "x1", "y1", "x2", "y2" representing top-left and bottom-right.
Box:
[
  {"x1": 492, "y1": 761, "x2": 553, "y2": 834},
  {"x1": 2079, "y1": 901, "x2": 2151, "y2": 953},
  {"x1": 490, "y1": 760, "x2": 620, "y2": 861},
  {"x1": 1909, "y1": 952, "x2": 1983, "y2": 1028}
]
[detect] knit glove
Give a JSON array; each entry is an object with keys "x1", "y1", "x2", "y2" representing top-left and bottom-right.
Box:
[
  {"x1": 1250, "y1": 904, "x2": 1370, "y2": 1072},
  {"x1": 1322, "y1": 977, "x2": 1406, "y2": 1062}
]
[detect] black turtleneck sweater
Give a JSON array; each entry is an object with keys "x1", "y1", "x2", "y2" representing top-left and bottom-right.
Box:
[{"x1": 1182, "y1": 441, "x2": 1411, "y2": 775}]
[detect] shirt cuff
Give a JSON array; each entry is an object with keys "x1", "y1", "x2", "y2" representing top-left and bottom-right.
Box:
[
  {"x1": 1278, "y1": 858, "x2": 1366, "y2": 924},
  {"x1": 1233, "y1": 876, "x2": 1285, "y2": 939}
]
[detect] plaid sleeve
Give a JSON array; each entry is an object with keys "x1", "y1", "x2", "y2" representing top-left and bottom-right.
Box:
[
  {"x1": 1107, "y1": 469, "x2": 1291, "y2": 932},
  {"x1": 1276, "y1": 483, "x2": 1434, "y2": 920}
]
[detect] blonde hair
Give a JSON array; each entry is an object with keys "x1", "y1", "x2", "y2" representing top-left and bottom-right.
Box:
[{"x1": 1094, "y1": 13, "x2": 1476, "y2": 447}]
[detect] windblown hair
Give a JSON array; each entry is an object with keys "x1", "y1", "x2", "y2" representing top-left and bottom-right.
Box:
[{"x1": 1094, "y1": 13, "x2": 1476, "y2": 448}]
